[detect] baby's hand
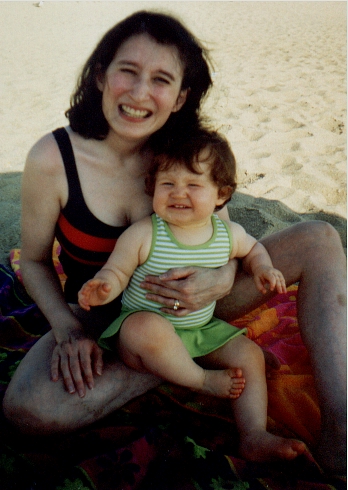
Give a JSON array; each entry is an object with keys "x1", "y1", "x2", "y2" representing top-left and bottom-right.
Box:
[
  {"x1": 253, "y1": 266, "x2": 287, "y2": 295},
  {"x1": 78, "y1": 279, "x2": 112, "y2": 311}
]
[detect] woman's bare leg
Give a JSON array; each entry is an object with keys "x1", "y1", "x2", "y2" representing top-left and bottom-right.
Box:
[
  {"x1": 216, "y1": 221, "x2": 347, "y2": 473},
  {"x1": 3, "y1": 330, "x2": 161, "y2": 435},
  {"x1": 198, "y1": 335, "x2": 306, "y2": 462},
  {"x1": 3, "y1": 305, "x2": 162, "y2": 435},
  {"x1": 117, "y1": 311, "x2": 245, "y2": 399},
  {"x1": 3, "y1": 220, "x2": 346, "y2": 471}
]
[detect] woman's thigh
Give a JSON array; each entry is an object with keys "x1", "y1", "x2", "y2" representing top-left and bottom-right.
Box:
[
  {"x1": 215, "y1": 220, "x2": 342, "y2": 322},
  {"x1": 3, "y1": 329, "x2": 160, "y2": 434}
]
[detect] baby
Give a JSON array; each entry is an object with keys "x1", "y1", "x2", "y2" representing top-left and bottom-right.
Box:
[{"x1": 79, "y1": 128, "x2": 305, "y2": 462}]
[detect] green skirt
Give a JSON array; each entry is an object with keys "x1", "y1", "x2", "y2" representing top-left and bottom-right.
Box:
[{"x1": 99, "y1": 307, "x2": 247, "y2": 358}]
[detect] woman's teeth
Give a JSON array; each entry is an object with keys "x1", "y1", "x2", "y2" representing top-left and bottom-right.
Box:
[{"x1": 121, "y1": 105, "x2": 150, "y2": 118}]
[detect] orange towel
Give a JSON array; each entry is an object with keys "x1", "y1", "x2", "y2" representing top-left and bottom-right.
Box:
[
  {"x1": 10, "y1": 246, "x2": 320, "y2": 446},
  {"x1": 159, "y1": 286, "x2": 320, "y2": 448}
]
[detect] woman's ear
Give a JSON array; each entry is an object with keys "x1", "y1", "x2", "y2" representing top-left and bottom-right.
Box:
[
  {"x1": 96, "y1": 65, "x2": 105, "y2": 92},
  {"x1": 172, "y1": 88, "x2": 189, "y2": 113}
]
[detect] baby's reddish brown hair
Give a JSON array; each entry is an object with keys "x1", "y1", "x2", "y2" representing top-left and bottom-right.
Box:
[{"x1": 145, "y1": 127, "x2": 237, "y2": 211}]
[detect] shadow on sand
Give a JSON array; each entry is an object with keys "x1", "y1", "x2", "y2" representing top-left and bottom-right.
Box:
[
  {"x1": 227, "y1": 191, "x2": 346, "y2": 249},
  {"x1": 0, "y1": 172, "x2": 346, "y2": 265}
]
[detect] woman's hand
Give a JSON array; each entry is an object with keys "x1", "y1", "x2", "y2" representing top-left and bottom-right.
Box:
[
  {"x1": 140, "y1": 260, "x2": 238, "y2": 316},
  {"x1": 51, "y1": 327, "x2": 103, "y2": 398}
]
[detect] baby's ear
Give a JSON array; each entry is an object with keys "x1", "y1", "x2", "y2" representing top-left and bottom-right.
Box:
[{"x1": 218, "y1": 185, "x2": 233, "y2": 204}]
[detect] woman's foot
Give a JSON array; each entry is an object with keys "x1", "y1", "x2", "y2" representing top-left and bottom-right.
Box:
[
  {"x1": 197, "y1": 368, "x2": 245, "y2": 399},
  {"x1": 315, "y1": 422, "x2": 347, "y2": 475},
  {"x1": 239, "y1": 430, "x2": 306, "y2": 462}
]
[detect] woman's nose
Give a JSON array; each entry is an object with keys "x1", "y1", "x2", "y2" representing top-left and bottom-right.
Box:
[{"x1": 131, "y1": 77, "x2": 150, "y2": 101}]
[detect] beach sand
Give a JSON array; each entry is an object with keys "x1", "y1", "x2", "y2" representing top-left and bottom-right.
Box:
[{"x1": 0, "y1": 1, "x2": 346, "y2": 265}]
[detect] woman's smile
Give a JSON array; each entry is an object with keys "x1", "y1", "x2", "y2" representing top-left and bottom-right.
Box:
[{"x1": 119, "y1": 104, "x2": 152, "y2": 119}]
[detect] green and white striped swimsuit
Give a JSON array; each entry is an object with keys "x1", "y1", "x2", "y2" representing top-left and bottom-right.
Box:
[
  {"x1": 123, "y1": 213, "x2": 232, "y2": 328},
  {"x1": 99, "y1": 213, "x2": 246, "y2": 357}
]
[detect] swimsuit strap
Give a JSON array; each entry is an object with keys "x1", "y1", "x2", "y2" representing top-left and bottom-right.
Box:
[{"x1": 52, "y1": 127, "x2": 84, "y2": 207}]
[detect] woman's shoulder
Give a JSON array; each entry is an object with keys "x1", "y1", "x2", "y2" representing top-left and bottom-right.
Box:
[
  {"x1": 25, "y1": 128, "x2": 67, "y2": 176},
  {"x1": 22, "y1": 129, "x2": 71, "y2": 212}
]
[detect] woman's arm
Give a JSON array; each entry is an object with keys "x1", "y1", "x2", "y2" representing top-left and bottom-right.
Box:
[
  {"x1": 141, "y1": 260, "x2": 238, "y2": 316},
  {"x1": 20, "y1": 134, "x2": 103, "y2": 398}
]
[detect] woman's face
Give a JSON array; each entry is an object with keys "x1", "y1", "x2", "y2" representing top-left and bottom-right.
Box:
[{"x1": 97, "y1": 34, "x2": 188, "y2": 144}]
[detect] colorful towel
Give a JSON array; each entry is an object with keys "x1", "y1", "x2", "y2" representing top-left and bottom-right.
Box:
[{"x1": 0, "y1": 262, "x2": 345, "y2": 489}]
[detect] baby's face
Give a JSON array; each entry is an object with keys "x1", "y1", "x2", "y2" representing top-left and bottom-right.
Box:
[{"x1": 152, "y1": 162, "x2": 225, "y2": 228}]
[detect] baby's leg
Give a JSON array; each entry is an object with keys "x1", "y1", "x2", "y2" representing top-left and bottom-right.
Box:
[
  {"x1": 199, "y1": 335, "x2": 306, "y2": 462},
  {"x1": 117, "y1": 311, "x2": 245, "y2": 399}
]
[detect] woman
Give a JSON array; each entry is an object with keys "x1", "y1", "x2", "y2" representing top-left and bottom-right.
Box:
[{"x1": 3, "y1": 11, "x2": 346, "y2": 473}]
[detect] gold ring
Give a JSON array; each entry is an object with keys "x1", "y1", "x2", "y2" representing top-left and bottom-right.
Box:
[{"x1": 173, "y1": 299, "x2": 180, "y2": 311}]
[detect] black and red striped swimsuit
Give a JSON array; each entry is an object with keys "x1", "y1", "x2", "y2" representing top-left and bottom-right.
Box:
[{"x1": 53, "y1": 128, "x2": 127, "y2": 303}]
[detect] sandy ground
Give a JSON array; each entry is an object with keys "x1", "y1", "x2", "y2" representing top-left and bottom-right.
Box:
[{"x1": 0, "y1": 1, "x2": 346, "y2": 264}]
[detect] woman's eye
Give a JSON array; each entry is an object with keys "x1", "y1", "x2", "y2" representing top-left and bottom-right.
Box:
[
  {"x1": 154, "y1": 77, "x2": 170, "y2": 85},
  {"x1": 121, "y1": 68, "x2": 136, "y2": 75}
]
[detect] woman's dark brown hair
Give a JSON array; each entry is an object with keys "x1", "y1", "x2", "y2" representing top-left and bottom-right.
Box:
[{"x1": 66, "y1": 11, "x2": 212, "y2": 142}]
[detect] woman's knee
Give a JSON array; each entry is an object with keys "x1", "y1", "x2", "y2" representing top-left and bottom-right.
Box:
[
  {"x1": 297, "y1": 221, "x2": 345, "y2": 271},
  {"x1": 300, "y1": 220, "x2": 342, "y2": 246},
  {"x1": 265, "y1": 220, "x2": 341, "y2": 254},
  {"x1": 2, "y1": 332, "x2": 70, "y2": 434},
  {"x1": 3, "y1": 379, "x2": 63, "y2": 435},
  {"x1": 261, "y1": 220, "x2": 345, "y2": 283},
  {"x1": 285, "y1": 221, "x2": 344, "y2": 259}
]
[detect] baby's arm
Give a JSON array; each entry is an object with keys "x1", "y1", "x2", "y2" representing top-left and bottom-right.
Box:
[
  {"x1": 78, "y1": 218, "x2": 152, "y2": 310},
  {"x1": 229, "y1": 222, "x2": 286, "y2": 295},
  {"x1": 78, "y1": 273, "x2": 120, "y2": 311},
  {"x1": 244, "y1": 242, "x2": 286, "y2": 294}
]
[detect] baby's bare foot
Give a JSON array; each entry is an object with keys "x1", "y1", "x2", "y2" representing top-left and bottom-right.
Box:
[
  {"x1": 239, "y1": 430, "x2": 306, "y2": 462},
  {"x1": 197, "y1": 368, "x2": 245, "y2": 399}
]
